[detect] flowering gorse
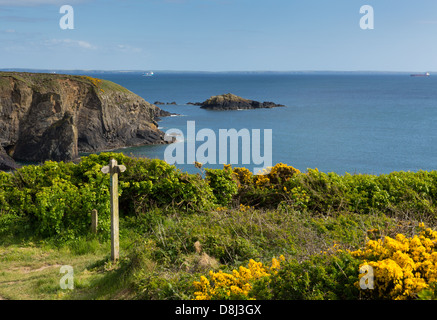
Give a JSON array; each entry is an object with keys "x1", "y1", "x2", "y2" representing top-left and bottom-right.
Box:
[
  {"x1": 234, "y1": 163, "x2": 301, "y2": 189},
  {"x1": 268, "y1": 163, "x2": 300, "y2": 184},
  {"x1": 253, "y1": 174, "x2": 270, "y2": 188},
  {"x1": 193, "y1": 256, "x2": 284, "y2": 300},
  {"x1": 232, "y1": 167, "x2": 253, "y2": 186},
  {"x1": 351, "y1": 223, "x2": 437, "y2": 300},
  {"x1": 239, "y1": 204, "x2": 253, "y2": 212},
  {"x1": 79, "y1": 76, "x2": 104, "y2": 92}
]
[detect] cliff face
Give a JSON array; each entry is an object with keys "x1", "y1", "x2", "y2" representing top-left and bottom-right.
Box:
[{"x1": 0, "y1": 72, "x2": 170, "y2": 168}]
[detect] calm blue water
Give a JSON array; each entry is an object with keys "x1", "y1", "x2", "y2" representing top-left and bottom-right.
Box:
[{"x1": 95, "y1": 73, "x2": 437, "y2": 175}]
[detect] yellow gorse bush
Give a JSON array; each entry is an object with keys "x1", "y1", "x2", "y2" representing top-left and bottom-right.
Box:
[
  {"x1": 239, "y1": 204, "x2": 253, "y2": 212},
  {"x1": 253, "y1": 174, "x2": 270, "y2": 188},
  {"x1": 268, "y1": 162, "x2": 300, "y2": 184},
  {"x1": 80, "y1": 75, "x2": 102, "y2": 87},
  {"x1": 193, "y1": 256, "x2": 284, "y2": 300},
  {"x1": 79, "y1": 76, "x2": 104, "y2": 92},
  {"x1": 232, "y1": 167, "x2": 253, "y2": 186},
  {"x1": 351, "y1": 223, "x2": 437, "y2": 300},
  {"x1": 251, "y1": 163, "x2": 301, "y2": 189}
]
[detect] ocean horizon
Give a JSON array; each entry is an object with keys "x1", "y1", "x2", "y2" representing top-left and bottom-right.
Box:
[
  {"x1": 70, "y1": 72, "x2": 437, "y2": 174},
  {"x1": 1, "y1": 69, "x2": 435, "y2": 75},
  {"x1": 45, "y1": 71, "x2": 436, "y2": 176}
]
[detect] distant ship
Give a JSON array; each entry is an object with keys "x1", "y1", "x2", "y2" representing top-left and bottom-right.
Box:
[
  {"x1": 410, "y1": 72, "x2": 430, "y2": 77},
  {"x1": 142, "y1": 71, "x2": 154, "y2": 77}
]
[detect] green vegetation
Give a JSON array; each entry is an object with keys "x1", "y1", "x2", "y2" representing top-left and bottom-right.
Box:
[
  {"x1": 0, "y1": 153, "x2": 436, "y2": 300},
  {"x1": 0, "y1": 71, "x2": 132, "y2": 95},
  {"x1": 76, "y1": 75, "x2": 132, "y2": 94}
]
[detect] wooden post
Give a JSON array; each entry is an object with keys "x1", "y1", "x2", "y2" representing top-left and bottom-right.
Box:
[
  {"x1": 101, "y1": 159, "x2": 126, "y2": 262},
  {"x1": 91, "y1": 209, "x2": 98, "y2": 234}
]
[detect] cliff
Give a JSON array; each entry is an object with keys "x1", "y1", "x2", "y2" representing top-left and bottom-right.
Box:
[
  {"x1": 0, "y1": 72, "x2": 171, "y2": 169},
  {"x1": 198, "y1": 93, "x2": 285, "y2": 110}
]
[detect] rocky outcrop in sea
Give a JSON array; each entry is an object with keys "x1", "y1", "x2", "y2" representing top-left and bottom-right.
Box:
[{"x1": 195, "y1": 93, "x2": 285, "y2": 110}]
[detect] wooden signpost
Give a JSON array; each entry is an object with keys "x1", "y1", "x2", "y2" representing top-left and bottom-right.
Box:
[{"x1": 101, "y1": 159, "x2": 126, "y2": 262}]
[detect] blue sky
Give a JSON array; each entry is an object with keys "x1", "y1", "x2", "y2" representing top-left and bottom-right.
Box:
[{"x1": 0, "y1": 0, "x2": 436, "y2": 71}]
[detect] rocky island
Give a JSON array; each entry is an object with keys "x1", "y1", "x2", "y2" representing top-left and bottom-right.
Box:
[
  {"x1": 0, "y1": 72, "x2": 172, "y2": 170},
  {"x1": 191, "y1": 93, "x2": 285, "y2": 110}
]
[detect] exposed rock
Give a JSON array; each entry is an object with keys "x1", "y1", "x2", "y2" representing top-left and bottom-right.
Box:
[
  {"x1": 0, "y1": 72, "x2": 173, "y2": 168},
  {"x1": 154, "y1": 108, "x2": 172, "y2": 118},
  {"x1": 196, "y1": 93, "x2": 285, "y2": 110},
  {"x1": 0, "y1": 144, "x2": 20, "y2": 171},
  {"x1": 154, "y1": 101, "x2": 177, "y2": 106},
  {"x1": 153, "y1": 108, "x2": 179, "y2": 121}
]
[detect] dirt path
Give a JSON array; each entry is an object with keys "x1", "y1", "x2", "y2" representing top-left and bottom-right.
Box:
[
  {"x1": 0, "y1": 264, "x2": 63, "y2": 301},
  {"x1": 17, "y1": 264, "x2": 63, "y2": 274}
]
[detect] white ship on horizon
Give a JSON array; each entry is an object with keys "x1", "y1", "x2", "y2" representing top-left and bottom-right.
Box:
[
  {"x1": 410, "y1": 72, "x2": 430, "y2": 77},
  {"x1": 143, "y1": 71, "x2": 154, "y2": 77}
]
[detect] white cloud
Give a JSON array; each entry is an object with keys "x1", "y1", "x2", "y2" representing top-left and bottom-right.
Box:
[
  {"x1": 76, "y1": 40, "x2": 94, "y2": 49},
  {"x1": 116, "y1": 44, "x2": 142, "y2": 53},
  {"x1": 45, "y1": 38, "x2": 96, "y2": 50}
]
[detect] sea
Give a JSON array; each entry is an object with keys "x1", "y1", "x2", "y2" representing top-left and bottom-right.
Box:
[{"x1": 91, "y1": 72, "x2": 437, "y2": 175}]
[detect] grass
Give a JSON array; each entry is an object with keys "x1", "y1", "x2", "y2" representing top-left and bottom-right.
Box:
[
  {"x1": 99, "y1": 79, "x2": 132, "y2": 94},
  {"x1": 0, "y1": 234, "x2": 137, "y2": 300},
  {"x1": 0, "y1": 71, "x2": 132, "y2": 95},
  {"x1": 0, "y1": 204, "x2": 415, "y2": 300},
  {"x1": 0, "y1": 241, "x2": 103, "y2": 300}
]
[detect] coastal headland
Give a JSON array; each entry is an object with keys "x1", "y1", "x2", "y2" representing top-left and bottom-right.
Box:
[{"x1": 0, "y1": 72, "x2": 172, "y2": 170}]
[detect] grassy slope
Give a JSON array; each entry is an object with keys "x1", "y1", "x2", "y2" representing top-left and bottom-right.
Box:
[{"x1": 0, "y1": 206, "x2": 411, "y2": 300}]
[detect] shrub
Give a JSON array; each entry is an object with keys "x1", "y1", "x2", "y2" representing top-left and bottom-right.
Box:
[
  {"x1": 232, "y1": 167, "x2": 253, "y2": 186},
  {"x1": 193, "y1": 256, "x2": 284, "y2": 300},
  {"x1": 268, "y1": 163, "x2": 300, "y2": 185},
  {"x1": 250, "y1": 252, "x2": 361, "y2": 300},
  {"x1": 0, "y1": 153, "x2": 229, "y2": 241},
  {"x1": 122, "y1": 157, "x2": 215, "y2": 213},
  {"x1": 205, "y1": 165, "x2": 238, "y2": 206},
  {"x1": 193, "y1": 251, "x2": 361, "y2": 300},
  {"x1": 0, "y1": 160, "x2": 111, "y2": 240},
  {"x1": 283, "y1": 169, "x2": 437, "y2": 220},
  {"x1": 33, "y1": 177, "x2": 110, "y2": 239},
  {"x1": 418, "y1": 282, "x2": 437, "y2": 300},
  {"x1": 351, "y1": 223, "x2": 437, "y2": 300}
]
